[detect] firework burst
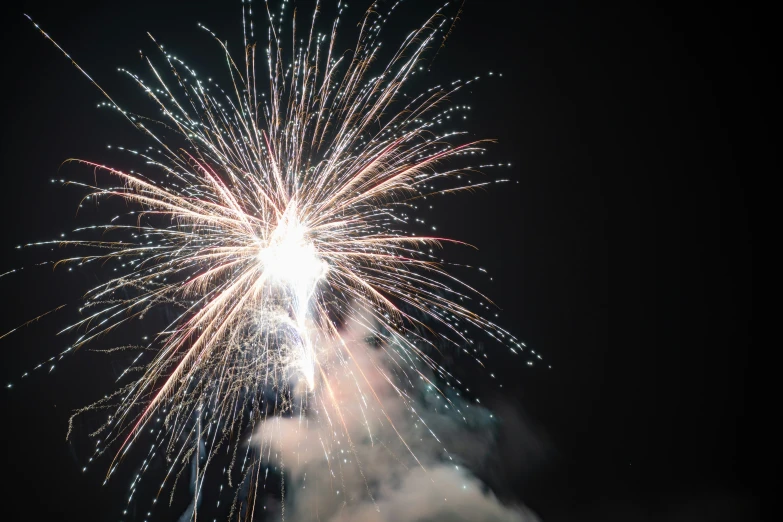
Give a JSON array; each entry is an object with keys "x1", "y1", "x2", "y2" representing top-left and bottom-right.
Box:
[{"x1": 10, "y1": 0, "x2": 537, "y2": 518}]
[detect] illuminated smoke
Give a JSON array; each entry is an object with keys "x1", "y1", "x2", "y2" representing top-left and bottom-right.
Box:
[{"x1": 254, "y1": 316, "x2": 539, "y2": 522}]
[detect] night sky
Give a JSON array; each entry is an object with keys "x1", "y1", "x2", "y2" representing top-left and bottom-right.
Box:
[{"x1": 1, "y1": 1, "x2": 755, "y2": 521}]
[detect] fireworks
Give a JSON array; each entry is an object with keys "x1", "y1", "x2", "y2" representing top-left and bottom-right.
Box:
[{"x1": 11, "y1": 0, "x2": 536, "y2": 518}]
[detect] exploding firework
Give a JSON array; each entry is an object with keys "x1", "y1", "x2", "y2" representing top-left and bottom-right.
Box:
[{"x1": 8, "y1": 0, "x2": 539, "y2": 518}]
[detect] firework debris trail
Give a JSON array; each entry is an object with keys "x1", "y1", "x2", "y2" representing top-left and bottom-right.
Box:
[{"x1": 7, "y1": 0, "x2": 544, "y2": 518}]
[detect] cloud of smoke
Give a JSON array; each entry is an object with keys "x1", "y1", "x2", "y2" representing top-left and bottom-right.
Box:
[{"x1": 253, "y1": 316, "x2": 539, "y2": 522}]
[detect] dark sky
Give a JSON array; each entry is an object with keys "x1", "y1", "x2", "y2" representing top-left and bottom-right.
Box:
[{"x1": 1, "y1": 1, "x2": 755, "y2": 521}]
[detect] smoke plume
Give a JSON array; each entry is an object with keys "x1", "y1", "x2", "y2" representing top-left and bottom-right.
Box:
[{"x1": 253, "y1": 316, "x2": 539, "y2": 521}]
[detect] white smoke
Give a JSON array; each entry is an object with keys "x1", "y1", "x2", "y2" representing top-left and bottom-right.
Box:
[{"x1": 253, "y1": 316, "x2": 539, "y2": 522}]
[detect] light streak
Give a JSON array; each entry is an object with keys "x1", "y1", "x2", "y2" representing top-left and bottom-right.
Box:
[{"x1": 9, "y1": 0, "x2": 538, "y2": 517}]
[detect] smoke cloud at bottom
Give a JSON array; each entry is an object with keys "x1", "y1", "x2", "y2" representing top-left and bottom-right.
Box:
[{"x1": 253, "y1": 317, "x2": 539, "y2": 521}]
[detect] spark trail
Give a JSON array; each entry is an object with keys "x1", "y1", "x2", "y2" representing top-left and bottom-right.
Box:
[{"x1": 9, "y1": 0, "x2": 541, "y2": 518}]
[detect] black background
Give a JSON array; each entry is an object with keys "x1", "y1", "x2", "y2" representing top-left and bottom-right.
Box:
[{"x1": 1, "y1": 1, "x2": 756, "y2": 520}]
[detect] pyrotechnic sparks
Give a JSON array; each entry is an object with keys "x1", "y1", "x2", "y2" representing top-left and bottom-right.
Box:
[{"x1": 9, "y1": 0, "x2": 540, "y2": 518}]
